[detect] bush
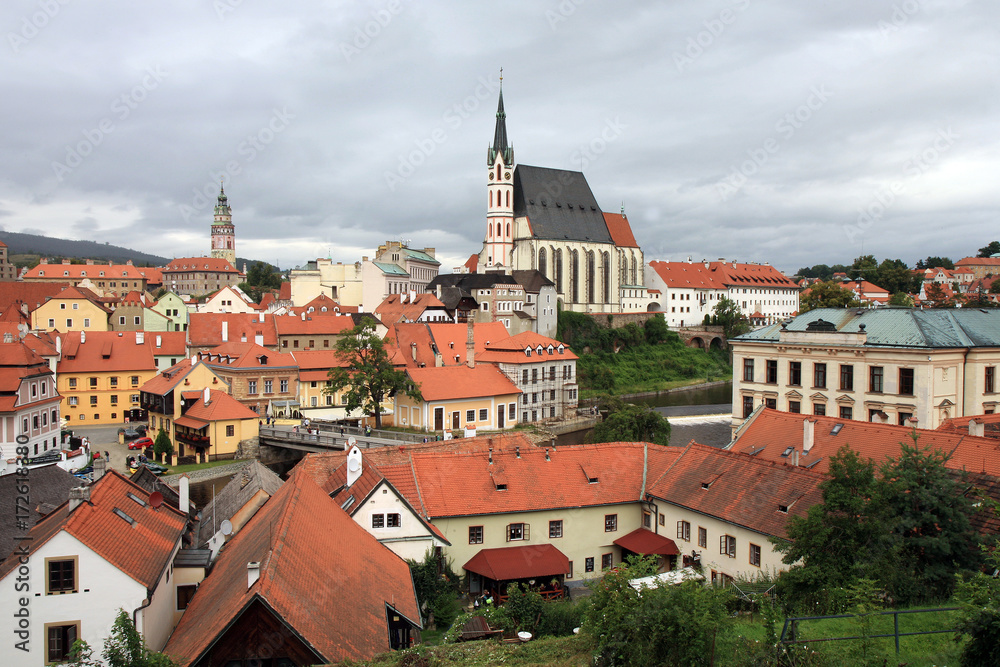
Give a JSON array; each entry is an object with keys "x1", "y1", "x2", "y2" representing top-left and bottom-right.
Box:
[
  {"x1": 504, "y1": 582, "x2": 543, "y2": 630},
  {"x1": 536, "y1": 598, "x2": 588, "y2": 638}
]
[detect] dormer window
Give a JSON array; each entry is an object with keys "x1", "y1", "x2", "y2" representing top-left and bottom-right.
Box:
[
  {"x1": 63, "y1": 271, "x2": 69, "y2": 276},
  {"x1": 39, "y1": 271, "x2": 44, "y2": 276},
  {"x1": 536, "y1": 345, "x2": 543, "y2": 355},
  {"x1": 524, "y1": 347, "x2": 532, "y2": 357},
  {"x1": 558, "y1": 345, "x2": 564, "y2": 354},
  {"x1": 547, "y1": 345, "x2": 554, "y2": 355}
]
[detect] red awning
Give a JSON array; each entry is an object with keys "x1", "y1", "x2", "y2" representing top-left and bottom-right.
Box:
[
  {"x1": 463, "y1": 544, "x2": 569, "y2": 581},
  {"x1": 174, "y1": 415, "x2": 208, "y2": 429},
  {"x1": 613, "y1": 528, "x2": 680, "y2": 556}
]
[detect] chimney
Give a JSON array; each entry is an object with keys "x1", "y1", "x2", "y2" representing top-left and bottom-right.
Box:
[
  {"x1": 222, "y1": 321, "x2": 229, "y2": 342},
  {"x1": 346, "y1": 446, "x2": 363, "y2": 488},
  {"x1": 409, "y1": 289, "x2": 416, "y2": 303},
  {"x1": 410, "y1": 342, "x2": 417, "y2": 361},
  {"x1": 179, "y1": 474, "x2": 190, "y2": 512},
  {"x1": 69, "y1": 486, "x2": 90, "y2": 512},
  {"x1": 136, "y1": 331, "x2": 144, "y2": 344},
  {"x1": 790, "y1": 449, "x2": 800, "y2": 467},
  {"x1": 156, "y1": 335, "x2": 162, "y2": 348},
  {"x1": 488, "y1": 445, "x2": 493, "y2": 465},
  {"x1": 255, "y1": 331, "x2": 263, "y2": 346},
  {"x1": 203, "y1": 387, "x2": 210, "y2": 404},
  {"x1": 301, "y1": 312, "x2": 305, "y2": 321},
  {"x1": 466, "y1": 320, "x2": 475, "y2": 369},
  {"x1": 80, "y1": 330, "x2": 86, "y2": 344},
  {"x1": 247, "y1": 562, "x2": 261, "y2": 589},
  {"x1": 545, "y1": 448, "x2": 550, "y2": 461},
  {"x1": 969, "y1": 419, "x2": 985, "y2": 437},
  {"x1": 93, "y1": 456, "x2": 107, "y2": 482},
  {"x1": 803, "y1": 419, "x2": 816, "y2": 454}
]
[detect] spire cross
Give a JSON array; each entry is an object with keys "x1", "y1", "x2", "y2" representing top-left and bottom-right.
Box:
[{"x1": 499, "y1": 67, "x2": 503, "y2": 86}]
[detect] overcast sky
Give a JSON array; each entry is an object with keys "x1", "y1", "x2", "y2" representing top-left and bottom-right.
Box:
[{"x1": 2, "y1": 1, "x2": 997, "y2": 274}]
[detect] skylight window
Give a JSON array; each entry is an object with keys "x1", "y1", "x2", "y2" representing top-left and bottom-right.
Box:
[
  {"x1": 830, "y1": 423, "x2": 844, "y2": 435},
  {"x1": 113, "y1": 508, "x2": 136, "y2": 526},
  {"x1": 780, "y1": 446, "x2": 794, "y2": 458},
  {"x1": 127, "y1": 492, "x2": 146, "y2": 507}
]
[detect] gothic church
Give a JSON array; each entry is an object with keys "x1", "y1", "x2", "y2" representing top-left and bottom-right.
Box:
[{"x1": 478, "y1": 86, "x2": 648, "y2": 314}]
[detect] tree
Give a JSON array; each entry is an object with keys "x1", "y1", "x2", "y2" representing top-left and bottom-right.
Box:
[
  {"x1": 977, "y1": 240, "x2": 1000, "y2": 257},
  {"x1": 64, "y1": 609, "x2": 177, "y2": 667},
  {"x1": 237, "y1": 261, "x2": 282, "y2": 303},
  {"x1": 712, "y1": 297, "x2": 751, "y2": 339},
  {"x1": 800, "y1": 280, "x2": 862, "y2": 312},
  {"x1": 966, "y1": 284, "x2": 997, "y2": 309},
  {"x1": 923, "y1": 281, "x2": 954, "y2": 308},
  {"x1": 643, "y1": 313, "x2": 669, "y2": 345},
  {"x1": 324, "y1": 317, "x2": 420, "y2": 429},
  {"x1": 152, "y1": 428, "x2": 173, "y2": 462},
  {"x1": 888, "y1": 291, "x2": 914, "y2": 307},
  {"x1": 796, "y1": 263, "x2": 833, "y2": 280},
  {"x1": 875, "y1": 258, "x2": 917, "y2": 295},
  {"x1": 850, "y1": 254, "x2": 879, "y2": 282},
  {"x1": 915, "y1": 256, "x2": 954, "y2": 270},
  {"x1": 587, "y1": 396, "x2": 670, "y2": 446}
]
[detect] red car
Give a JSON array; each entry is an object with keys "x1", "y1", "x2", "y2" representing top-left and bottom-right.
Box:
[{"x1": 128, "y1": 437, "x2": 154, "y2": 451}]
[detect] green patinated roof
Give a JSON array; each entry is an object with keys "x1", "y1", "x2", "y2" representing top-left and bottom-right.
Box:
[
  {"x1": 736, "y1": 307, "x2": 1000, "y2": 349},
  {"x1": 373, "y1": 261, "x2": 410, "y2": 276},
  {"x1": 401, "y1": 248, "x2": 440, "y2": 265}
]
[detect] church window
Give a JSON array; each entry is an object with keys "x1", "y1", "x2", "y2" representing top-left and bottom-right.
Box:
[
  {"x1": 602, "y1": 252, "x2": 611, "y2": 303},
  {"x1": 489, "y1": 191, "x2": 493, "y2": 207},
  {"x1": 538, "y1": 248, "x2": 547, "y2": 278},
  {"x1": 506, "y1": 191, "x2": 510, "y2": 207},
  {"x1": 497, "y1": 223, "x2": 501, "y2": 238},
  {"x1": 570, "y1": 250, "x2": 579, "y2": 304},
  {"x1": 554, "y1": 249, "x2": 563, "y2": 295},
  {"x1": 586, "y1": 251, "x2": 595, "y2": 304},
  {"x1": 631, "y1": 254, "x2": 638, "y2": 285},
  {"x1": 506, "y1": 222, "x2": 510, "y2": 236}
]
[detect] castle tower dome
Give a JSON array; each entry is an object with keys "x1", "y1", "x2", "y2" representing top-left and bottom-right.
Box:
[{"x1": 211, "y1": 182, "x2": 236, "y2": 266}]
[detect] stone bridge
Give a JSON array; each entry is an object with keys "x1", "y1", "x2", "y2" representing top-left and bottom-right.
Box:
[{"x1": 675, "y1": 326, "x2": 727, "y2": 349}]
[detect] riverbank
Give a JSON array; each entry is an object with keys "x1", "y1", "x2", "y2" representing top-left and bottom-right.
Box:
[{"x1": 579, "y1": 379, "x2": 731, "y2": 406}]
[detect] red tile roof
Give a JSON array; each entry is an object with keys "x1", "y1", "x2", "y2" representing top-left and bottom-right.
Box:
[
  {"x1": 375, "y1": 292, "x2": 448, "y2": 324},
  {"x1": 647, "y1": 442, "x2": 826, "y2": 538},
  {"x1": 613, "y1": 527, "x2": 680, "y2": 556},
  {"x1": 198, "y1": 342, "x2": 298, "y2": 370},
  {"x1": 389, "y1": 322, "x2": 511, "y2": 369},
  {"x1": 22, "y1": 262, "x2": 155, "y2": 282},
  {"x1": 187, "y1": 313, "x2": 278, "y2": 348},
  {"x1": 289, "y1": 350, "x2": 349, "y2": 381},
  {"x1": 57, "y1": 331, "x2": 157, "y2": 373},
  {"x1": 0, "y1": 282, "x2": 70, "y2": 312},
  {"x1": 162, "y1": 468, "x2": 420, "y2": 665},
  {"x1": 272, "y1": 313, "x2": 356, "y2": 336},
  {"x1": 602, "y1": 212, "x2": 639, "y2": 248},
  {"x1": 163, "y1": 257, "x2": 240, "y2": 274},
  {"x1": 278, "y1": 282, "x2": 291, "y2": 300},
  {"x1": 0, "y1": 470, "x2": 186, "y2": 588},
  {"x1": 463, "y1": 544, "x2": 570, "y2": 581},
  {"x1": 406, "y1": 364, "x2": 521, "y2": 402},
  {"x1": 477, "y1": 331, "x2": 578, "y2": 364},
  {"x1": 299, "y1": 293, "x2": 341, "y2": 313},
  {"x1": 649, "y1": 260, "x2": 798, "y2": 290},
  {"x1": 731, "y1": 409, "x2": 1000, "y2": 476},
  {"x1": 182, "y1": 389, "x2": 260, "y2": 422}
]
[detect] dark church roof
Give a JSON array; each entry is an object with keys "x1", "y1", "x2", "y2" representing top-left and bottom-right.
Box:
[{"x1": 512, "y1": 165, "x2": 613, "y2": 244}]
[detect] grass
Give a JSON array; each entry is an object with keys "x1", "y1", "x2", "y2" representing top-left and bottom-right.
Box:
[{"x1": 335, "y1": 635, "x2": 593, "y2": 667}]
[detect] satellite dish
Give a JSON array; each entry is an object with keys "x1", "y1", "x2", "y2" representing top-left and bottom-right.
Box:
[
  {"x1": 149, "y1": 491, "x2": 163, "y2": 509},
  {"x1": 220, "y1": 519, "x2": 233, "y2": 536},
  {"x1": 348, "y1": 458, "x2": 361, "y2": 473},
  {"x1": 347, "y1": 437, "x2": 357, "y2": 447}
]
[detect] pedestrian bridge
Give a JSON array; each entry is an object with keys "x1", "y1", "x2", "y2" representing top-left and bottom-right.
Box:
[{"x1": 258, "y1": 424, "x2": 427, "y2": 455}]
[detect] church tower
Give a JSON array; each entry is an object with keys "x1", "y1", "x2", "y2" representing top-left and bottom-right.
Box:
[
  {"x1": 211, "y1": 183, "x2": 236, "y2": 266},
  {"x1": 484, "y1": 77, "x2": 514, "y2": 268}
]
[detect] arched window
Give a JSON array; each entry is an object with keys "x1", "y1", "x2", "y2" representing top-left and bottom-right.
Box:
[
  {"x1": 506, "y1": 191, "x2": 510, "y2": 207},
  {"x1": 488, "y1": 224, "x2": 493, "y2": 238},
  {"x1": 554, "y1": 249, "x2": 563, "y2": 295},
  {"x1": 570, "y1": 250, "x2": 579, "y2": 304},
  {"x1": 497, "y1": 223, "x2": 502, "y2": 238},
  {"x1": 496, "y1": 165, "x2": 501, "y2": 180},
  {"x1": 506, "y1": 223, "x2": 510, "y2": 237},
  {"x1": 602, "y1": 252, "x2": 611, "y2": 303},
  {"x1": 586, "y1": 251, "x2": 595, "y2": 303},
  {"x1": 538, "y1": 248, "x2": 547, "y2": 278},
  {"x1": 489, "y1": 191, "x2": 493, "y2": 207},
  {"x1": 631, "y1": 254, "x2": 638, "y2": 285}
]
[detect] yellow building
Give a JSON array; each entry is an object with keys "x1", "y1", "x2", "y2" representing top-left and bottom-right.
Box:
[
  {"x1": 139, "y1": 359, "x2": 258, "y2": 463},
  {"x1": 57, "y1": 331, "x2": 157, "y2": 425},
  {"x1": 395, "y1": 364, "x2": 521, "y2": 432},
  {"x1": 32, "y1": 286, "x2": 111, "y2": 332}
]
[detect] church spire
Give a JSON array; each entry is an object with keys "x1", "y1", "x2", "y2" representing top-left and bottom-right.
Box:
[{"x1": 488, "y1": 70, "x2": 513, "y2": 166}]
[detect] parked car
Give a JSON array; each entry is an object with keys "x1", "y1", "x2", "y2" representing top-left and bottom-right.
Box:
[
  {"x1": 134, "y1": 424, "x2": 148, "y2": 436},
  {"x1": 119, "y1": 428, "x2": 140, "y2": 441},
  {"x1": 130, "y1": 461, "x2": 167, "y2": 476},
  {"x1": 128, "y1": 437, "x2": 154, "y2": 451}
]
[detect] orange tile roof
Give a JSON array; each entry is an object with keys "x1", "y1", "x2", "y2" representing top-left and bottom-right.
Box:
[
  {"x1": 957, "y1": 257, "x2": 1000, "y2": 267},
  {"x1": 198, "y1": 341, "x2": 298, "y2": 370},
  {"x1": 163, "y1": 257, "x2": 240, "y2": 274},
  {"x1": 731, "y1": 409, "x2": 1000, "y2": 476},
  {"x1": 272, "y1": 313, "x2": 356, "y2": 336},
  {"x1": 187, "y1": 313, "x2": 278, "y2": 348},
  {"x1": 57, "y1": 331, "x2": 156, "y2": 373},
  {"x1": 162, "y1": 468, "x2": 420, "y2": 665},
  {"x1": 407, "y1": 364, "x2": 520, "y2": 402},
  {"x1": 389, "y1": 322, "x2": 511, "y2": 369},
  {"x1": 602, "y1": 212, "x2": 639, "y2": 248},
  {"x1": 278, "y1": 281, "x2": 292, "y2": 300},
  {"x1": 648, "y1": 261, "x2": 726, "y2": 290},
  {"x1": 375, "y1": 293, "x2": 448, "y2": 324},
  {"x1": 464, "y1": 544, "x2": 569, "y2": 581},
  {"x1": 0, "y1": 470, "x2": 186, "y2": 588},
  {"x1": 647, "y1": 442, "x2": 826, "y2": 538},
  {"x1": 147, "y1": 331, "x2": 187, "y2": 356},
  {"x1": 22, "y1": 262, "x2": 153, "y2": 282},
  {"x1": 300, "y1": 293, "x2": 341, "y2": 312},
  {"x1": 477, "y1": 331, "x2": 578, "y2": 364},
  {"x1": 613, "y1": 527, "x2": 680, "y2": 556},
  {"x1": 182, "y1": 389, "x2": 260, "y2": 422},
  {"x1": 0, "y1": 282, "x2": 70, "y2": 312}
]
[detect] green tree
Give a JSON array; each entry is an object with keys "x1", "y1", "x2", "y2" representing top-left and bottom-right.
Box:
[
  {"x1": 588, "y1": 396, "x2": 670, "y2": 446},
  {"x1": 796, "y1": 263, "x2": 833, "y2": 280},
  {"x1": 916, "y1": 256, "x2": 954, "y2": 270},
  {"x1": 977, "y1": 241, "x2": 1000, "y2": 257},
  {"x1": 324, "y1": 317, "x2": 420, "y2": 429},
  {"x1": 876, "y1": 258, "x2": 917, "y2": 294},
  {"x1": 800, "y1": 280, "x2": 862, "y2": 312},
  {"x1": 237, "y1": 261, "x2": 282, "y2": 303},
  {"x1": 584, "y1": 555, "x2": 728, "y2": 667},
  {"x1": 966, "y1": 284, "x2": 997, "y2": 309},
  {"x1": 888, "y1": 291, "x2": 914, "y2": 307},
  {"x1": 643, "y1": 313, "x2": 669, "y2": 345},
  {"x1": 923, "y1": 281, "x2": 954, "y2": 308},
  {"x1": 407, "y1": 550, "x2": 461, "y2": 629},
  {"x1": 955, "y1": 542, "x2": 1000, "y2": 667},
  {"x1": 850, "y1": 254, "x2": 879, "y2": 282},
  {"x1": 152, "y1": 428, "x2": 173, "y2": 462},
  {"x1": 65, "y1": 609, "x2": 177, "y2": 667},
  {"x1": 712, "y1": 296, "x2": 751, "y2": 339}
]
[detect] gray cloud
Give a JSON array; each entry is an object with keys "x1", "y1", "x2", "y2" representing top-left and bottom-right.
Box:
[{"x1": 0, "y1": 0, "x2": 996, "y2": 274}]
